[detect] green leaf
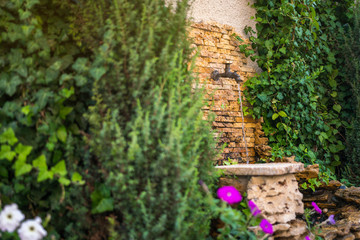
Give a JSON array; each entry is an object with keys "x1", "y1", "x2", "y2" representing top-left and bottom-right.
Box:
[
  {"x1": 74, "y1": 75, "x2": 87, "y2": 87},
  {"x1": 333, "y1": 104, "x2": 341, "y2": 113},
  {"x1": 59, "y1": 106, "x2": 73, "y2": 120},
  {"x1": 0, "y1": 145, "x2": 16, "y2": 161},
  {"x1": 60, "y1": 87, "x2": 74, "y2": 98},
  {"x1": 91, "y1": 198, "x2": 114, "y2": 214},
  {"x1": 21, "y1": 105, "x2": 31, "y2": 115},
  {"x1": 56, "y1": 126, "x2": 67, "y2": 143},
  {"x1": 330, "y1": 91, "x2": 337, "y2": 98},
  {"x1": 278, "y1": 111, "x2": 287, "y2": 117},
  {"x1": 0, "y1": 128, "x2": 18, "y2": 145},
  {"x1": 59, "y1": 177, "x2": 71, "y2": 186},
  {"x1": 272, "y1": 113, "x2": 279, "y2": 120},
  {"x1": 329, "y1": 78, "x2": 337, "y2": 88},
  {"x1": 32, "y1": 155, "x2": 47, "y2": 172},
  {"x1": 37, "y1": 170, "x2": 53, "y2": 182},
  {"x1": 72, "y1": 172, "x2": 85, "y2": 185},
  {"x1": 15, "y1": 143, "x2": 32, "y2": 161},
  {"x1": 14, "y1": 162, "x2": 32, "y2": 177},
  {"x1": 279, "y1": 47, "x2": 286, "y2": 54},
  {"x1": 90, "y1": 67, "x2": 106, "y2": 81},
  {"x1": 50, "y1": 160, "x2": 67, "y2": 176},
  {"x1": 0, "y1": 75, "x2": 22, "y2": 96},
  {"x1": 72, "y1": 58, "x2": 88, "y2": 73}
]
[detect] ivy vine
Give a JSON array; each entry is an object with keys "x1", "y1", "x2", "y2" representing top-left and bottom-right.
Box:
[{"x1": 238, "y1": 0, "x2": 353, "y2": 179}]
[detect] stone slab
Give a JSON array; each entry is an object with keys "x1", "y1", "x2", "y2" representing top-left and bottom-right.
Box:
[{"x1": 215, "y1": 163, "x2": 304, "y2": 176}]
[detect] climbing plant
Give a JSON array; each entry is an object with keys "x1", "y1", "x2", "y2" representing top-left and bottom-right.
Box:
[{"x1": 238, "y1": 0, "x2": 353, "y2": 179}]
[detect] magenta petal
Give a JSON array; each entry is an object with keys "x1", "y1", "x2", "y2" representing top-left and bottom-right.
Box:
[
  {"x1": 305, "y1": 236, "x2": 311, "y2": 240},
  {"x1": 311, "y1": 202, "x2": 322, "y2": 214},
  {"x1": 248, "y1": 200, "x2": 261, "y2": 216},
  {"x1": 259, "y1": 219, "x2": 273, "y2": 235},
  {"x1": 217, "y1": 186, "x2": 242, "y2": 204}
]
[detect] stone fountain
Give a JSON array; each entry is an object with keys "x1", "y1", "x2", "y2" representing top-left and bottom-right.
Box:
[
  {"x1": 211, "y1": 63, "x2": 308, "y2": 239},
  {"x1": 216, "y1": 163, "x2": 308, "y2": 239}
]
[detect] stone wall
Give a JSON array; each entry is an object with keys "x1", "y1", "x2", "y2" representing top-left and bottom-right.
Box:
[{"x1": 190, "y1": 21, "x2": 267, "y2": 164}]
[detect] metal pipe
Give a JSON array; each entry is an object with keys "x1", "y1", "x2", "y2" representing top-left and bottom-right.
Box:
[{"x1": 210, "y1": 62, "x2": 242, "y2": 83}]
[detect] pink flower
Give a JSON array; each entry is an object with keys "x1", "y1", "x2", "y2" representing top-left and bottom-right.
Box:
[
  {"x1": 311, "y1": 202, "x2": 322, "y2": 214},
  {"x1": 328, "y1": 215, "x2": 335, "y2": 225},
  {"x1": 259, "y1": 219, "x2": 273, "y2": 235},
  {"x1": 248, "y1": 200, "x2": 261, "y2": 216},
  {"x1": 305, "y1": 236, "x2": 311, "y2": 240},
  {"x1": 217, "y1": 186, "x2": 242, "y2": 204}
]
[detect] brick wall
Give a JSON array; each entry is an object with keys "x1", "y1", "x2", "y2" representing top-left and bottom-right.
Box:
[{"x1": 189, "y1": 21, "x2": 269, "y2": 165}]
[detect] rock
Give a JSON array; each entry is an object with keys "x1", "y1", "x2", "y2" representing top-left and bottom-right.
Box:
[
  {"x1": 336, "y1": 205, "x2": 359, "y2": 218},
  {"x1": 273, "y1": 223, "x2": 290, "y2": 232},
  {"x1": 335, "y1": 187, "x2": 360, "y2": 204},
  {"x1": 254, "y1": 144, "x2": 272, "y2": 159},
  {"x1": 341, "y1": 234, "x2": 355, "y2": 240},
  {"x1": 319, "y1": 180, "x2": 341, "y2": 190},
  {"x1": 219, "y1": 177, "x2": 249, "y2": 194},
  {"x1": 319, "y1": 219, "x2": 352, "y2": 238},
  {"x1": 295, "y1": 164, "x2": 319, "y2": 182},
  {"x1": 273, "y1": 219, "x2": 307, "y2": 239},
  {"x1": 280, "y1": 155, "x2": 296, "y2": 163},
  {"x1": 247, "y1": 174, "x2": 304, "y2": 224},
  {"x1": 353, "y1": 231, "x2": 360, "y2": 238}
]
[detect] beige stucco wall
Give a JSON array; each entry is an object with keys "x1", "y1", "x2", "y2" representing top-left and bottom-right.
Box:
[{"x1": 188, "y1": 0, "x2": 257, "y2": 39}]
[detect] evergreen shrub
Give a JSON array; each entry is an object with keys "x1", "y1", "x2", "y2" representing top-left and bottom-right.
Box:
[{"x1": 85, "y1": 0, "x2": 218, "y2": 239}]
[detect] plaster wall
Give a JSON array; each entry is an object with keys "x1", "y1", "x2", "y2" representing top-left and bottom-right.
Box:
[{"x1": 188, "y1": 0, "x2": 257, "y2": 39}]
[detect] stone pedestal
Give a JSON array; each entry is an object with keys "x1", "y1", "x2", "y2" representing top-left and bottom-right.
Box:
[{"x1": 216, "y1": 163, "x2": 307, "y2": 239}]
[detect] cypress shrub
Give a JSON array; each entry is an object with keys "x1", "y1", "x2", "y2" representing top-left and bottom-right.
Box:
[{"x1": 86, "y1": 0, "x2": 218, "y2": 239}]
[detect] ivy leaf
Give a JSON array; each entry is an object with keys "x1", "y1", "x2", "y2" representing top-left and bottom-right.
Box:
[
  {"x1": 37, "y1": 170, "x2": 53, "y2": 182},
  {"x1": 90, "y1": 67, "x2": 106, "y2": 81},
  {"x1": 56, "y1": 126, "x2": 67, "y2": 143},
  {"x1": 74, "y1": 75, "x2": 87, "y2": 87},
  {"x1": 0, "y1": 145, "x2": 16, "y2": 161},
  {"x1": 15, "y1": 143, "x2": 32, "y2": 161},
  {"x1": 32, "y1": 155, "x2": 47, "y2": 172},
  {"x1": 59, "y1": 177, "x2": 71, "y2": 186},
  {"x1": 91, "y1": 198, "x2": 114, "y2": 214},
  {"x1": 0, "y1": 128, "x2": 18, "y2": 146},
  {"x1": 279, "y1": 47, "x2": 286, "y2": 54},
  {"x1": 333, "y1": 104, "x2": 341, "y2": 113},
  {"x1": 14, "y1": 159, "x2": 32, "y2": 177},
  {"x1": 72, "y1": 172, "x2": 85, "y2": 185},
  {"x1": 72, "y1": 58, "x2": 88, "y2": 73},
  {"x1": 21, "y1": 105, "x2": 31, "y2": 115},
  {"x1": 35, "y1": 90, "x2": 54, "y2": 110},
  {"x1": 0, "y1": 75, "x2": 22, "y2": 96},
  {"x1": 50, "y1": 160, "x2": 67, "y2": 176},
  {"x1": 60, "y1": 106, "x2": 73, "y2": 120}
]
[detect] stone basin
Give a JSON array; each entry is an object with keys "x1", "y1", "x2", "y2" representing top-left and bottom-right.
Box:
[
  {"x1": 217, "y1": 162, "x2": 307, "y2": 239},
  {"x1": 215, "y1": 162, "x2": 304, "y2": 176}
]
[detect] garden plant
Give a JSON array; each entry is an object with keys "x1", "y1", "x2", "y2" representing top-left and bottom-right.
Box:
[{"x1": 0, "y1": 0, "x2": 359, "y2": 239}]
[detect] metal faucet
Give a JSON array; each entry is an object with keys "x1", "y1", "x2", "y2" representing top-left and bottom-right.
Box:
[{"x1": 210, "y1": 62, "x2": 241, "y2": 82}]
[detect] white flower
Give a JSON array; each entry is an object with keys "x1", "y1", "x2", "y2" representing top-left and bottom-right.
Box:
[
  {"x1": 18, "y1": 217, "x2": 47, "y2": 240},
  {"x1": 0, "y1": 203, "x2": 25, "y2": 232}
]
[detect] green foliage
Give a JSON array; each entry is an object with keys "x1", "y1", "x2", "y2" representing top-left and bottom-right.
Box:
[
  {"x1": 85, "y1": 0, "x2": 218, "y2": 239},
  {"x1": 0, "y1": 0, "x2": 95, "y2": 238},
  {"x1": 338, "y1": 3, "x2": 360, "y2": 184},
  {"x1": 238, "y1": 0, "x2": 352, "y2": 180}
]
